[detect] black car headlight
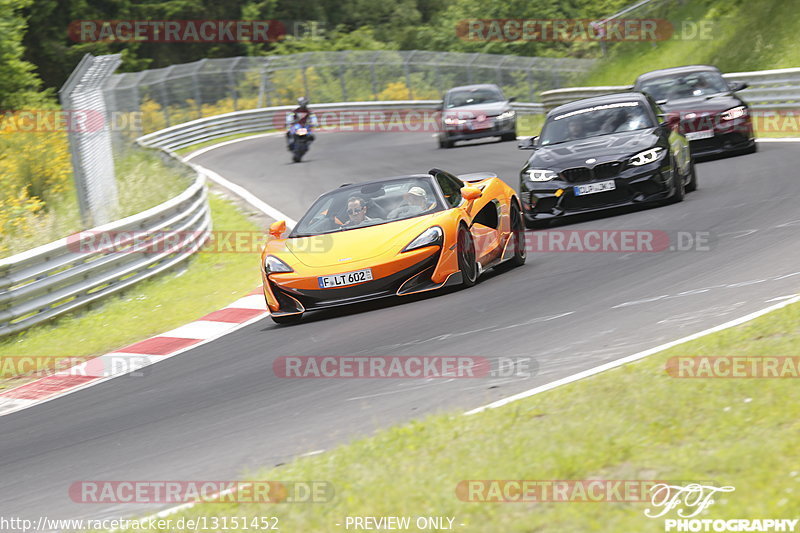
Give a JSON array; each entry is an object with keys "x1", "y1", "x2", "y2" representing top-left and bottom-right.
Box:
[
  {"x1": 264, "y1": 255, "x2": 293, "y2": 273},
  {"x1": 720, "y1": 106, "x2": 747, "y2": 121},
  {"x1": 523, "y1": 168, "x2": 558, "y2": 182},
  {"x1": 628, "y1": 147, "x2": 665, "y2": 166},
  {"x1": 402, "y1": 227, "x2": 443, "y2": 252}
]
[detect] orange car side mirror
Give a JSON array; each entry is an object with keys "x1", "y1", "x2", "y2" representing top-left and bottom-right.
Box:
[
  {"x1": 269, "y1": 220, "x2": 286, "y2": 238},
  {"x1": 461, "y1": 186, "x2": 482, "y2": 202}
]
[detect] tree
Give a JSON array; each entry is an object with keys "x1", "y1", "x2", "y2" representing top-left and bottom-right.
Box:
[{"x1": 0, "y1": 0, "x2": 44, "y2": 109}]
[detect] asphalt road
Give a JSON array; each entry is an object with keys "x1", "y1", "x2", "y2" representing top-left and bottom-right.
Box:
[{"x1": 1, "y1": 131, "x2": 799, "y2": 522}]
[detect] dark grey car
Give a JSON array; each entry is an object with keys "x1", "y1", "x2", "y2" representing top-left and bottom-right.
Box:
[
  {"x1": 633, "y1": 65, "x2": 756, "y2": 158},
  {"x1": 438, "y1": 84, "x2": 517, "y2": 148}
]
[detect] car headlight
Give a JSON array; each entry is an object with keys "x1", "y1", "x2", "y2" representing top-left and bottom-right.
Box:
[
  {"x1": 720, "y1": 106, "x2": 747, "y2": 121},
  {"x1": 523, "y1": 168, "x2": 558, "y2": 182},
  {"x1": 264, "y1": 255, "x2": 293, "y2": 273},
  {"x1": 402, "y1": 226, "x2": 443, "y2": 252},
  {"x1": 444, "y1": 116, "x2": 470, "y2": 125},
  {"x1": 628, "y1": 147, "x2": 665, "y2": 166},
  {"x1": 497, "y1": 110, "x2": 516, "y2": 121}
]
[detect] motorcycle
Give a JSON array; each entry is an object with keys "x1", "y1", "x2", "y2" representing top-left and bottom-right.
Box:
[{"x1": 288, "y1": 122, "x2": 312, "y2": 162}]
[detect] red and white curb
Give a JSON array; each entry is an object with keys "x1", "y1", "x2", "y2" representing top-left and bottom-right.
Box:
[
  {"x1": 0, "y1": 290, "x2": 269, "y2": 417},
  {"x1": 0, "y1": 138, "x2": 295, "y2": 418}
]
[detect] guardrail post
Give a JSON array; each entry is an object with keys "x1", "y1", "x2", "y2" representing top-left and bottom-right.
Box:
[
  {"x1": 193, "y1": 59, "x2": 206, "y2": 119},
  {"x1": 59, "y1": 53, "x2": 122, "y2": 227}
]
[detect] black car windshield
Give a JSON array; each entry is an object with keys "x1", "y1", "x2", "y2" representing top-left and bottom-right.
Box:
[
  {"x1": 638, "y1": 71, "x2": 730, "y2": 101},
  {"x1": 539, "y1": 101, "x2": 655, "y2": 145},
  {"x1": 290, "y1": 177, "x2": 445, "y2": 237},
  {"x1": 445, "y1": 87, "x2": 504, "y2": 108}
]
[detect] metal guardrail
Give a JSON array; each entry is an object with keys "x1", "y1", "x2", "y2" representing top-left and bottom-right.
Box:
[
  {"x1": 137, "y1": 100, "x2": 545, "y2": 152},
  {"x1": 0, "y1": 174, "x2": 211, "y2": 337},
  {"x1": 539, "y1": 67, "x2": 800, "y2": 111}
]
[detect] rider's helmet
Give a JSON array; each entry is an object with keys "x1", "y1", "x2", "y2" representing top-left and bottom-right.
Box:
[{"x1": 297, "y1": 96, "x2": 309, "y2": 109}]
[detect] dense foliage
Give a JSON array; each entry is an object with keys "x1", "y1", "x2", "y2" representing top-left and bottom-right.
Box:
[{"x1": 17, "y1": 0, "x2": 638, "y2": 91}]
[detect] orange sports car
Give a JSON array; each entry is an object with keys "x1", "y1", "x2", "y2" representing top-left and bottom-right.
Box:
[{"x1": 260, "y1": 168, "x2": 526, "y2": 324}]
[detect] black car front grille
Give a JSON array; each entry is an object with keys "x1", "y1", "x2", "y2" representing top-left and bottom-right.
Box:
[
  {"x1": 594, "y1": 162, "x2": 623, "y2": 180},
  {"x1": 560, "y1": 162, "x2": 622, "y2": 183}
]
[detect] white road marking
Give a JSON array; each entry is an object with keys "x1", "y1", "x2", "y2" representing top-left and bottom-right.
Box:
[
  {"x1": 775, "y1": 219, "x2": 800, "y2": 228},
  {"x1": 346, "y1": 380, "x2": 456, "y2": 401},
  {"x1": 192, "y1": 165, "x2": 297, "y2": 228},
  {"x1": 611, "y1": 295, "x2": 669, "y2": 308},
  {"x1": 160, "y1": 320, "x2": 238, "y2": 339},
  {"x1": 228, "y1": 294, "x2": 269, "y2": 310},
  {"x1": 727, "y1": 279, "x2": 767, "y2": 288},
  {"x1": 0, "y1": 398, "x2": 36, "y2": 416},
  {"x1": 717, "y1": 229, "x2": 758, "y2": 238},
  {"x1": 182, "y1": 132, "x2": 283, "y2": 161},
  {"x1": 465, "y1": 294, "x2": 800, "y2": 415},
  {"x1": 300, "y1": 449, "x2": 326, "y2": 457},
  {"x1": 766, "y1": 294, "x2": 799, "y2": 302}
]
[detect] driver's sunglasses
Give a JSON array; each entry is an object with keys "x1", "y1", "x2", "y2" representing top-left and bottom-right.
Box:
[{"x1": 347, "y1": 207, "x2": 365, "y2": 215}]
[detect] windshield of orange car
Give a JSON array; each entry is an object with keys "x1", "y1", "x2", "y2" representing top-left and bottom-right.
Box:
[{"x1": 290, "y1": 177, "x2": 445, "y2": 237}]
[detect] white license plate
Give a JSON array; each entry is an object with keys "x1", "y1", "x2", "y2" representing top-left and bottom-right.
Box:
[
  {"x1": 318, "y1": 268, "x2": 373, "y2": 289},
  {"x1": 574, "y1": 180, "x2": 616, "y2": 196},
  {"x1": 685, "y1": 130, "x2": 714, "y2": 140}
]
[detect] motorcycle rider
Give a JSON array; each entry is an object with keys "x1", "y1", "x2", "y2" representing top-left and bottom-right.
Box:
[{"x1": 286, "y1": 97, "x2": 318, "y2": 151}]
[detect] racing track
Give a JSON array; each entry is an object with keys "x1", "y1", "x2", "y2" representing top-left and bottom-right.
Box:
[{"x1": 1, "y1": 131, "x2": 800, "y2": 521}]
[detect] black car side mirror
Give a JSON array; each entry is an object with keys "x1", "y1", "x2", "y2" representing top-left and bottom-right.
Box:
[
  {"x1": 727, "y1": 81, "x2": 748, "y2": 92},
  {"x1": 508, "y1": 96, "x2": 517, "y2": 102},
  {"x1": 518, "y1": 136, "x2": 537, "y2": 150}
]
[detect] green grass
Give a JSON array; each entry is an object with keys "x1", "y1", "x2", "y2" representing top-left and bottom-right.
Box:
[
  {"x1": 118, "y1": 298, "x2": 800, "y2": 532},
  {"x1": 517, "y1": 114, "x2": 546, "y2": 137},
  {"x1": 1, "y1": 148, "x2": 194, "y2": 259},
  {"x1": 0, "y1": 191, "x2": 263, "y2": 387},
  {"x1": 585, "y1": 0, "x2": 800, "y2": 86}
]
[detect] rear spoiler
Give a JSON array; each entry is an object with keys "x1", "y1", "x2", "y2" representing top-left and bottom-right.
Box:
[{"x1": 457, "y1": 172, "x2": 498, "y2": 183}]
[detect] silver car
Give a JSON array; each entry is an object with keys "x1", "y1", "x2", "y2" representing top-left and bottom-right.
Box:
[{"x1": 438, "y1": 84, "x2": 517, "y2": 148}]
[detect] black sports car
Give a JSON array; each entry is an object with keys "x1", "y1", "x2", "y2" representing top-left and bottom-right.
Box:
[
  {"x1": 518, "y1": 92, "x2": 695, "y2": 227},
  {"x1": 438, "y1": 84, "x2": 517, "y2": 148},
  {"x1": 633, "y1": 65, "x2": 756, "y2": 158}
]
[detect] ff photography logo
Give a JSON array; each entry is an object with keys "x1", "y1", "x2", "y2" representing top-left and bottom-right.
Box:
[{"x1": 646, "y1": 483, "x2": 798, "y2": 532}]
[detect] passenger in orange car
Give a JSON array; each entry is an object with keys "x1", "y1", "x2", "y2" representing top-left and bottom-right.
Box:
[{"x1": 388, "y1": 186, "x2": 430, "y2": 219}]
